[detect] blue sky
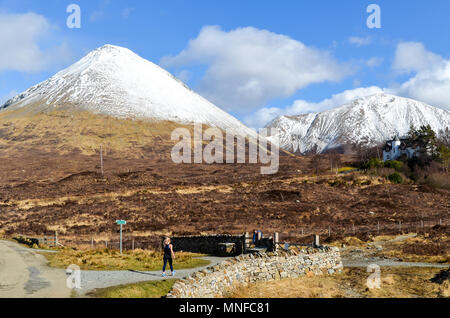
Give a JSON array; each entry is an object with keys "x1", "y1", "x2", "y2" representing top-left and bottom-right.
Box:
[{"x1": 1, "y1": 0, "x2": 450, "y2": 128}]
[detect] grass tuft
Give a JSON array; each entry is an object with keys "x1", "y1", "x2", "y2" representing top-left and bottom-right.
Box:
[{"x1": 88, "y1": 279, "x2": 176, "y2": 298}]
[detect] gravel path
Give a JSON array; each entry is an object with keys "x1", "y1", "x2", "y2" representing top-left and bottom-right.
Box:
[
  {"x1": 75, "y1": 256, "x2": 228, "y2": 295},
  {"x1": 343, "y1": 257, "x2": 449, "y2": 268},
  {"x1": 342, "y1": 233, "x2": 448, "y2": 269}
]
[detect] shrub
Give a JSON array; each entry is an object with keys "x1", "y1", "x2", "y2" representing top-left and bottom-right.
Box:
[
  {"x1": 328, "y1": 179, "x2": 347, "y2": 187},
  {"x1": 384, "y1": 160, "x2": 404, "y2": 171},
  {"x1": 388, "y1": 172, "x2": 403, "y2": 184},
  {"x1": 338, "y1": 166, "x2": 357, "y2": 173},
  {"x1": 13, "y1": 235, "x2": 40, "y2": 247},
  {"x1": 362, "y1": 158, "x2": 384, "y2": 170},
  {"x1": 378, "y1": 167, "x2": 396, "y2": 177}
]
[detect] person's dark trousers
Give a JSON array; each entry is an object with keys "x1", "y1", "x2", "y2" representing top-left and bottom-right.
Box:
[{"x1": 163, "y1": 257, "x2": 173, "y2": 272}]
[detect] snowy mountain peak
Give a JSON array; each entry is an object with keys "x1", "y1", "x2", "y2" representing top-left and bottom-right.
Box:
[
  {"x1": 85, "y1": 44, "x2": 130, "y2": 57},
  {"x1": 267, "y1": 94, "x2": 450, "y2": 154},
  {"x1": 1, "y1": 45, "x2": 254, "y2": 136}
]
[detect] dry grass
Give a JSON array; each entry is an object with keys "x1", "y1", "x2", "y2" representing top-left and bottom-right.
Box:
[
  {"x1": 3, "y1": 184, "x2": 235, "y2": 212},
  {"x1": 373, "y1": 233, "x2": 450, "y2": 264},
  {"x1": 0, "y1": 108, "x2": 192, "y2": 156},
  {"x1": 87, "y1": 279, "x2": 176, "y2": 298},
  {"x1": 230, "y1": 274, "x2": 346, "y2": 298},
  {"x1": 329, "y1": 236, "x2": 366, "y2": 248},
  {"x1": 383, "y1": 251, "x2": 449, "y2": 264},
  {"x1": 425, "y1": 173, "x2": 450, "y2": 191},
  {"x1": 229, "y1": 267, "x2": 449, "y2": 298},
  {"x1": 42, "y1": 248, "x2": 209, "y2": 271}
]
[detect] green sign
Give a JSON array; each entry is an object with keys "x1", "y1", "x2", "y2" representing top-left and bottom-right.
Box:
[{"x1": 116, "y1": 220, "x2": 126, "y2": 225}]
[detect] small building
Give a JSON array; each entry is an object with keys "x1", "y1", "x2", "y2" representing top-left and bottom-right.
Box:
[{"x1": 382, "y1": 136, "x2": 419, "y2": 161}]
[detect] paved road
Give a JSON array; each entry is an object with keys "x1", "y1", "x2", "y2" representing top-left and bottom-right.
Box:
[{"x1": 0, "y1": 240, "x2": 71, "y2": 298}]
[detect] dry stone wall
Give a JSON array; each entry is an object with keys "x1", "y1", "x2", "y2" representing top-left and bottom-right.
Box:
[{"x1": 167, "y1": 246, "x2": 343, "y2": 298}]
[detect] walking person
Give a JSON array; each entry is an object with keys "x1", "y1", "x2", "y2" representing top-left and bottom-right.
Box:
[
  {"x1": 252, "y1": 229, "x2": 263, "y2": 247},
  {"x1": 162, "y1": 237, "x2": 176, "y2": 277}
]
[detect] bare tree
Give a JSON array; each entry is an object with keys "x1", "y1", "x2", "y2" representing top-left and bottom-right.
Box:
[
  {"x1": 327, "y1": 150, "x2": 341, "y2": 172},
  {"x1": 352, "y1": 142, "x2": 381, "y2": 166},
  {"x1": 438, "y1": 127, "x2": 450, "y2": 147},
  {"x1": 309, "y1": 154, "x2": 322, "y2": 175}
]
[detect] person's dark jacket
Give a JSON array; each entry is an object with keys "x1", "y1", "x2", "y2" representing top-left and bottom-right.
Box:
[{"x1": 252, "y1": 230, "x2": 262, "y2": 245}]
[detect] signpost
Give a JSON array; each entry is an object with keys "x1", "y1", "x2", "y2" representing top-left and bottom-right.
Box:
[{"x1": 116, "y1": 220, "x2": 126, "y2": 254}]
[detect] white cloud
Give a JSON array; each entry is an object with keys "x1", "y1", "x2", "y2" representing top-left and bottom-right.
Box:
[
  {"x1": 391, "y1": 42, "x2": 450, "y2": 109},
  {"x1": 366, "y1": 57, "x2": 384, "y2": 68},
  {"x1": 348, "y1": 36, "x2": 372, "y2": 47},
  {"x1": 393, "y1": 42, "x2": 443, "y2": 73},
  {"x1": 0, "y1": 12, "x2": 73, "y2": 73},
  {"x1": 245, "y1": 86, "x2": 385, "y2": 129},
  {"x1": 161, "y1": 26, "x2": 354, "y2": 112},
  {"x1": 175, "y1": 70, "x2": 190, "y2": 82},
  {"x1": 286, "y1": 86, "x2": 385, "y2": 114},
  {"x1": 244, "y1": 107, "x2": 285, "y2": 130}
]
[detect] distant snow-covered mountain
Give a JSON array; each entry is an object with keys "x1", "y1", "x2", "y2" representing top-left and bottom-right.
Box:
[
  {"x1": 1, "y1": 44, "x2": 254, "y2": 136},
  {"x1": 266, "y1": 94, "x2": 450, "y2": 154}
]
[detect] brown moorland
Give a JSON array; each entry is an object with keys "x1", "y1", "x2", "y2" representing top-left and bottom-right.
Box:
[{"x1": 0, "y1": 110, "x2": 448, "y2": 251}]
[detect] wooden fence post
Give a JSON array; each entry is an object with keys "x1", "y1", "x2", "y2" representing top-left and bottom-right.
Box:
[
  {"x1": 100, "y1": 145, "x2": 104, "y2": 177},
  {"x1": 273, "y1": 232, "x2": 279, "y2": 252},
  {"x1": 243, "y1": 232, "x2": 249, "y2": 254},
  {"x1": 313, "y1": 235, "x2": 320, "y2": 248}
]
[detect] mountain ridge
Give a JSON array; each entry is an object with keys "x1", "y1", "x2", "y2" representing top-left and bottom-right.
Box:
[{"x1": 266, "y1": 93, "x2": 450, "y2": 154}]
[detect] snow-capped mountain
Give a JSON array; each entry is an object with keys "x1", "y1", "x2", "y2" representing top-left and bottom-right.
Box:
[
  {"x1": 266, "y1": 94, "x2": 450, "y2": 154},
  {"x1": 1, "y1": 44, "x2": 254, "y2": 136}
]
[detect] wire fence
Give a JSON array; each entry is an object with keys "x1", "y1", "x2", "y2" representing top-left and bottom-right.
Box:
[
  {"x1": 279, "y1": 218, "x2": 448, "y2": 243},
  {"x1": 23, "y1": 218, "x2": 448, "y2": 252},
  {"x1": 59, "y1": 236, "x2": 162, "y2": 251}
]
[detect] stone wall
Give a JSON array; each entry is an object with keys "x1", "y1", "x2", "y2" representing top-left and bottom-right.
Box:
[
  {"x1": 170, "y1": 234, "x2": 245, "y2": 256},
  {"x1": 167, "y1": 246, "x2": 343, "y2": 298}
]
